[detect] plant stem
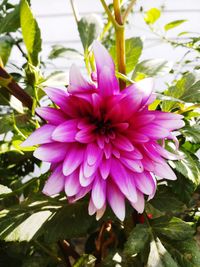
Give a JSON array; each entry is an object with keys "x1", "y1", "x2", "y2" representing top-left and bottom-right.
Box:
[
  {"x1": 113, "y1": 0, "x2": 126, "y2": 89},
  {"x1": 122, "y1": 0, "x2": 136, "y2": 23},
  {"x1": 0, "y1": 66, "x2": 33, "y2": 109},
  {"x1": 34, "y1": 240, "x2": 62, "y2": 263},
  {"x1": 100, "y1": 0, "x2": 119, "y2": 28},
  {"x1": 69, "y1": 0, "x2": 80, "y2": 24}
]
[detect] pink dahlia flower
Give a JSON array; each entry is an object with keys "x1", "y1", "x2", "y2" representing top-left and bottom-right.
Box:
[{"x1": 22, "y1": 41, "x2": 184, "y2": 221}]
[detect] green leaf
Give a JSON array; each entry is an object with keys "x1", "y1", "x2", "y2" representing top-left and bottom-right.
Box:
[
  {"x1": 110, "y1": 37, "x2": 143, "y2": 74},
  {"x1": 169, "y1": 148, "x2": 200, "y2": 186},
  {"x1": 151, "y1": 216, "x2": 194, "y2": 241},
  {"x1": 124, "y1": 224, "x2": 150, "y2": 257},
  {"x1": 48, "y1": 45, "x2": 83, "y2": 59},
  {"x1": 132, "y1": 59, "x2": 172, "y2": 80},
  {"x1": 163, "y1": 239, "x2": 200, "y2": 267},
  {"x1": 181, "y1": 125, "x2": 200, "y2": 144},
  {"x1": 125, "y1": 37, "x2": 143, "y2": 73},
  {"x1": 0, "y1": 5, "x2": 20, "y2": 34},
  {"x1": 0, "y1": 36, "x2": 13, "y2": 65},
  {"x1": 20, "y1": 0, "x2": 41, "y2": 66},
  {"x1": 78, "y1": 15, "x2": 102, "y2": 51},
  {"x1": 144, "y1": 8, "x2": 161, "y2": 25},
  {"x1": 73, "y1": 254, "x2": 96, "y2": 267},
  {"x1": 147, "y1": 238, "x2": 178, "y2": 267},
  {"x1": 169, "y1": 172, "x2": 196, "y2": 204},
  {"x1": 162, "y1": 72, "x2": 200, "y2": 111},
  {"x1": 149, "y1": 186, "x2": 184, "y2": 213},
  {"x1": 42, "y1": 202, "x2": 96, "y2": 242},
  {"x1": 164, "y1": 20, "x2": 187, "y2": 31}
]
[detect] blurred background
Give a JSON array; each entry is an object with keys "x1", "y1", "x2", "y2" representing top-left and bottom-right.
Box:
[{"x1": 8, "y1": 0, "x2": 200, "y2": 91}]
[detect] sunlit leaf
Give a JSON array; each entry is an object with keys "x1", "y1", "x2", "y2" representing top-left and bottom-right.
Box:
[
  {"x1": 20, "y1": 0, "x2": 41, "y2": 66},
  {"x1": 144, "y1": 8, "x2": 161, "y2": 24},
  {"x1": 164, "y1": 20, "x2": 187, "y2": 31}
]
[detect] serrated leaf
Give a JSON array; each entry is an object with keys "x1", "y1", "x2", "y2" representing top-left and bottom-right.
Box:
[
  {"x1": 124, "y1": 224, "x2": 150, "y2": 257},
  {"x1": 164, "y1": 20, "x2": 187, "y2": 31},
  {"x1": 48, "y1": 45, "x2": 83, "y2": 59},
  {"x1": 163, "y1": 239, "x2": 200, "y2": 267},
  {"x1": 151, "y1": 216, "x2": 194, "y2": 241},
  {"x1": 0, "y1": 5, "x2": 20, "y2": 34},
  {"x1": 78, "y1": 15, "x2": 102, "y2": 51},
  {"x1": 20, "y1": 0, "x2": 41, "y2": 66},
  {"x1": 147, "y1": 237, "x2": 178, "y2": 267},
  {"x1": 132, "y1": 59, "x2": 172, "y2": 80},
  {"x1": 149, "y1": 186, "x2": 184, "y2": 213},
  {"x1": 169, "y1": 148, "x2": 200, "y2": 186},
  {"x1": 144, "y1": 8, "x2": 161, "y2": 25},
  {"x1": 110, "y1": 37, "x2": 143, "y2": 74},
  {"x1": 181, "y1": 125, "x2": 200, "y2": 144},
  {"x1": 162, "y1": 72, "x2": 200, "y2": 111}
]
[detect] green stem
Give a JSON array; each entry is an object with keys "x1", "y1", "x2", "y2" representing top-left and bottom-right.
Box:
[
  {"x1": 69, "y1": 0, "x2": 79, "y2": 24},
  {"x1": 113, "y1": 0, "x2": 126, "y2": 89},
  {"x1": 100, "y1": 0, "x2": 119, "y2": 28},
  {"x1": 122, "y1": 0, "x2": 136, "y2": 23}
]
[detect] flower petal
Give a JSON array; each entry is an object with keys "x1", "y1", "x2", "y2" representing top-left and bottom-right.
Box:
[
  {"x1": 154, "y1": 162, "x2": 177, "y2": 180},
  {"x1": 99, "y1": 157, "x2": 111, "y2": 179},
  {"x1": 63, "y1": 144, "x2": 84, "y2": 176},
  {"x1": 86, "y1": 143, "x2": 103, "y2": 166},
  {"x1": 52, "y1": 119, "x2": 78, "y2": 142},
  {"x1": 131, "y1": 190, "x2": 145, "y2": 213},
  {"x1": 92, "y1": 174, "x2": 106, "y2": 209},
  {"x1": 65, "y1": 169, "x2": 81, "y2": 197},
  {"x1": 68, "y1": 64, "x2": 96, "y2": 94},
  {"x1": 33, "y1": 142, "x2": 68, "y2": 162},
  {"x1": 134, "y1": 172, "x2": 156, "y2": 195},
  {"x1": 42, "y1": 164, "x2": 65, "y2": 196},
  {"x1": 21, "y1": 125, "x2": 56, "y2": 147},
  {"x1": 36, "y1": 107, "x2": 67, "y2": 125},
  {"x1": 107, "y1": 181, "x2": 125, "y2": 221}
]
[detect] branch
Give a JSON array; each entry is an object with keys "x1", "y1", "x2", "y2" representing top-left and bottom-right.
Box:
[
  {"x1": 100, "y1": 0, "x2": 119, "y2": 28},
  {"x1": 69, "y1": 0, "x2": 80, "y2": 24},
  {"x1": 122, "y1": 0, "x2": 136, "y2": 23},
  {"x1": 0, "y1": 66, "x2": 33, "y2": 109}
]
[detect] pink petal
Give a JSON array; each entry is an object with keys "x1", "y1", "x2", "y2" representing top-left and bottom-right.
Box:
[
  {"x1": 104, "y1": 143, "x2": 112, "y2": 159},
  {"x1": 92, "y1": 174, "x2": 106, "y2": 209},
  {"x1": 154, "y1": 119, "x2": 185, "y2": 131},
  {"x1": 134, "y1": 172, "x2": 156, "y2": 195},
  {"x1": 52, "y1": 119, "x2": 78, "y2": 142},
  {"x1": 139, "y1": 124, "x2": 169, "y2": 139},
  {"x1": 154, "y1": 162, "x2": 177, "y2": 180},
  {"x1": 135, "y1": 78, "x2": 154, "y2": 106},
  {"x1": 42, "y1": 164, "x2": 65, "y2": 195},
  {"x1": 142, "y1": 143, "x2": 164, "y2": 163},
  {"x1": 133, "y1": 114, "x2": 155, "y2": 128},
  {"x1": 99, "y1": 157, "x2": 111, "y2": 179},
  {"x1": 107, "y1": 181, "x2": 125, "y2": 221},
  {"x1": 88, "y1": 198, "x2": 96, "y2": 215},
  {"x1": 96, "y1": 204, "x2": 106, "y2": 220},
  {"x1": 68, "y1": 184, "x2": 92, "y2": 203},
  {"x1": 149, "y1": 111, "x2": 183, "y2": 120},
  {"x1": 129, "y1": 132, "x2": 149, "y2": 143},
  {"x1": 112, "y1": 134, "x2": 134, "y2": 152},
  {"x1": 36, "y1": 107, "x2": 67, "y2": 125},
  {"x1": 44, "y1": 87, "x2": 68, "y2": 108},
  {"x1": 131, "y1": 190, "x2": 145, "y2": 213},
  {"x1": 98, "y1": 65, "x2": 119, "y2": 97},
  {"x1": 121, "y1": 149, "x2": 143, "y2": 160},
  {"x1": 83, "y1": 153, "x2": 101, "y2": 178},
  {"x1": 86, "y1": 143, "x2": 102, "y2": 166},
  {"x1": 79, "y1": 165, "x2": 95, "y2": 187},
  {"x1": 111, "y1": 159, "x2": 137, "y2": 202},
  {"x1": 120, "y1": 158, "x2": 143, "y2": 173},
  {"x1": 21, "y1": 125, "x2": 56, "y2": 147},
  {"x1": 93, "y1": 41, "x2": 119, "y2": 95},
  {"x1": 75, "y1": 129, "x2": 95, "y2": 143},
  {"x1": 63, "y1": 144, "x2": 84, "y2": 176},
  {"x1": 68, "y1": 64, "x2": 96, "y2": 94},
  {"x1": 65, "y1": 169, "x2": 81, "y2": 196},
  {"x1": 154, "y1": 144, "x2": 183, "y2": 160},
  {"x1": 33, "y1": 142, "x2": 68, "y2": 162}
]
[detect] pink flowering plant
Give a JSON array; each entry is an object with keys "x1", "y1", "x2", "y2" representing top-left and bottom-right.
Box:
[{"x1": 0, "y1": 0, "x2": 200, "y2": 266}]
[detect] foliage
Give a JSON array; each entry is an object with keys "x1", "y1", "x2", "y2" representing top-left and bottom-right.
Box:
[{"x1": 0, "y1": 0, "x2": 200, "y2": 266}]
